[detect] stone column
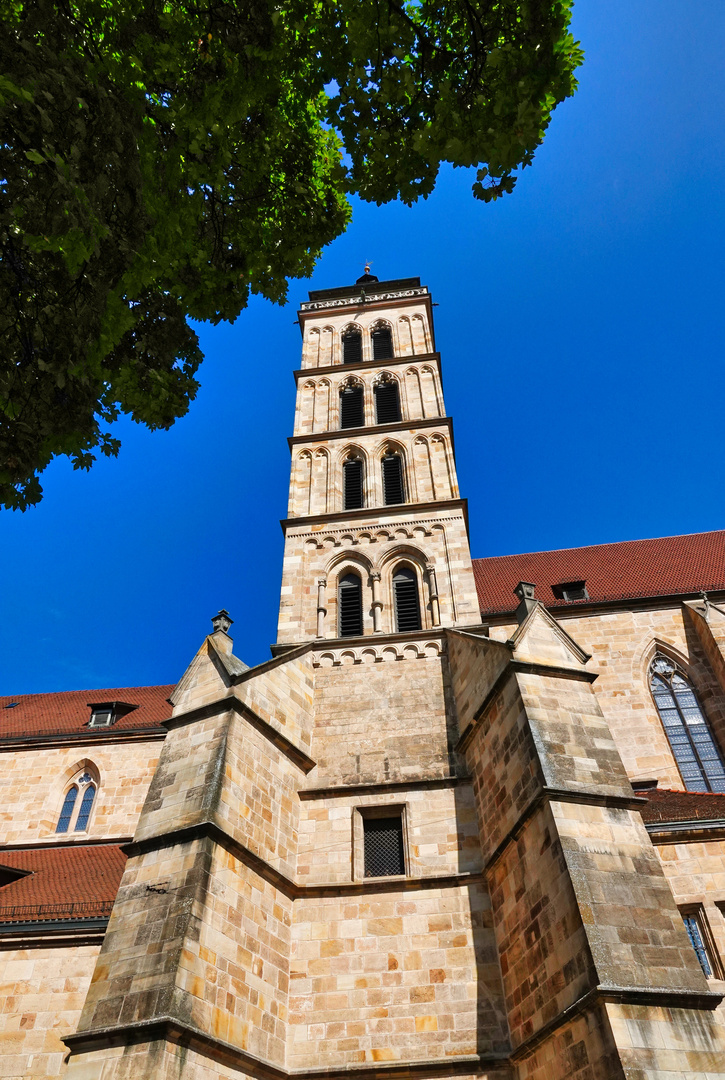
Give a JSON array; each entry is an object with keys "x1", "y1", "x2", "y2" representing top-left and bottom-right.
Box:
[
  {"x1": 426, "y1": 563, "x2": 440, "y2": 627},
  {"x1": 371, "y1": 571, "x2": 383, "y2": 632},
  {"x1": 316, "y1": 576, "x2": 327, "y2": 638}
]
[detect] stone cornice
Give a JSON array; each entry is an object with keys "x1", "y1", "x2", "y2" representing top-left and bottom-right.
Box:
[
  {"x1": 509, "y1": 983, "x2": 723, "y2": 1064},
  {"x1": 123, "y1": 819, "x2": 484, "y2": 901},
  {"x1": 480, "y1": 589, "x2": 725, "y2": 625},
  {"x1": 646, "y1": 819, "x2": 725, "y2": 844},
  {"x1": 65, "y1": 1017, "x2": 509, "y2": 1079},
  {"x1": 164, "y1": 695, "x2": 316, "y2": 775},
  {"x1": 0, "y1": 919, "x2": 109, "y2": 950},
  {"x1": 299, "y1": 775, "x2": 469, "y2": 800},
  {"x1": 298, "y1": 286, "x2": 429, "y2": 315},
  {"x1": 293, "y1": 352, "x2": 441, "y2": 381},
  {"x1": 287, "y1": 414, "x2": 453, "y2": 449},
  {"x1": 281, "y1": 497, "x2": 469, "y2": 535},
  {"x1": 0, "y1": 728, "x2": 166, "y2": 752}
]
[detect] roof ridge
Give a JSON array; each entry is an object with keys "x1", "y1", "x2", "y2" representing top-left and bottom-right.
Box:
[{"x1": 0, "y1": 683, "x2": 175, "y2": 702}]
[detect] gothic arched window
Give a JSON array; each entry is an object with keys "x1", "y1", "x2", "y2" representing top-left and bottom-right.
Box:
[
  {"x1": 650, "y1": 656, "x2": 725, "y2": 793},
  {"x1": 343, "y1": 458, "x2": 364, "y2": 510},
  {"x1": 393, "y1": 567, "x2": 421, "y2": 632},
  {"x1": 382, "y1": 454, "x2": 404, "y2": 505},
  {"x1": 342, "y1": 329, "x2": 362, "y2": 364},
  {"x1": 375, "y1": 380, "x2": 401, "y2": 424},
  {"x1": 338, "y1": 573, "x2": 363, "y2": 637},
  {"x1": 340, "y1": 385, "x2": 364, "y2": 429},
  {"x1": 56, "y1": 771, "x2": 97, "y2": 833},
  {"x1": 371, "y1": 325, "x2": 393, "y2": 361}
]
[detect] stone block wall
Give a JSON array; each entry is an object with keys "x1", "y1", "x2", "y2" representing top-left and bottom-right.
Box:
[
  {"x1": 0, "y1": 741, "x2": 163, "y2": 844},
  {"x1": 0, "y1": 945, "x2": 100, "y2": 1079}
]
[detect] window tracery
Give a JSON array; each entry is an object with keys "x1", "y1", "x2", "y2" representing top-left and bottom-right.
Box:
[
  {"x1": 649, "y1": 655, "x2": 725, "y2": 792},
  {"x1": 56, "y1": 769, "x2": 97, "y2": 833}
]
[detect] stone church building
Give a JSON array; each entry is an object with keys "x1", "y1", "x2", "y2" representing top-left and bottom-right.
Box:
[{"x1": 3, "y1": 273, "x2": 725, "y2": 1079}]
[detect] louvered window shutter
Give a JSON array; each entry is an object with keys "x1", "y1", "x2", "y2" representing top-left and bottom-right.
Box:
[
  {"x1": 375, "y1": 382, "x2": 400, "y2": 424},
  {"x1": 393, "y1": 567, "x2": 421, "y2": 632},
  {"x1": 382, "y1": 455, "x2": 404, "y2": 505},
  {"x1": 371, "y1": 326, "x2": 393, "y2": 360},
  {"x1": 364, "y1": 816, "x2": 405, "y2": 877},
  {"x1": 340, "y1": 386, "x2": 364, "y2": 429},
  {"x1": 342, "y1": 331, "x2": 362, "y2": 364},
  {"x1": 338, "y1": 574, "x2": 363, "y2": 636},
  {"x1": 343, "y1": 459, "x2": 364, "y2": 510}
]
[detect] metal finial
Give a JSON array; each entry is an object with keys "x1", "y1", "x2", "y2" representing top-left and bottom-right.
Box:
[{"x1": 211, "y1": 609, "x2": 233, "y2": 634}]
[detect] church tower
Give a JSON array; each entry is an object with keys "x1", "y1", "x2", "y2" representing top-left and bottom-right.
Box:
[{"x1": 276, "y1": 272, "x2": 481, "y2": 647}]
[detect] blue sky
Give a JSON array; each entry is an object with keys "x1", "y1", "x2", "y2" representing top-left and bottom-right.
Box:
[{"x1": 2, "y1": 0, "x2": 724, "y2": 694}]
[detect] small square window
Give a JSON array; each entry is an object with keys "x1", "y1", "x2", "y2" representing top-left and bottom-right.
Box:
[
  {"x1": 551, "y1": 580, "x2": 589, "y2": 602},
  {"x1": 363, "y1": 815, "x2": 405, "y2": 878},
  {"x1": 680, "y1": 906, "x2": 723, "y2": 978}
]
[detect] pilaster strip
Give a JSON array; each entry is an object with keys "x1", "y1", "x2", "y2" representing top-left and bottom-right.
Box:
[
  {"x1": 456, "y1": 660, "x2": 598, "y2": 753},
  {"x1": 64, "y1": 1017, "x2": 509, "y2": 1078},
  {"x1": 508, "y1": 983, "x2": 724, "y2": 1063},
  {"x1": 483, "y1": 788, "x2": 647, "y2": 875},
  {"x1": 164, "y1": 696, "x2": 316, "y2": 774},
  {"x1": 123, "y1": 820, "x2": 484, "y2": 900}
]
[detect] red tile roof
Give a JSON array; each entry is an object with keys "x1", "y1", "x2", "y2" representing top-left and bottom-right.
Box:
[
  {"x1": 0, "y1": 844, "x2": 126, "y2": 922},
  {"x1": 472, "y1": 530, "x2": 725, "y2": 615},
  {"x1": 638, "y1": 787, "x2": 725, "y2": 825},
  {"x1": 0, "y1": 684, "x2": 174, "y2": 740}
]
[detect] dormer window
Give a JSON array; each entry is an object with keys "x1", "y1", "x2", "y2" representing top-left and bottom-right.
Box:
[
  {"x1": 552, "y1": 580, "x2": 589, "y2": 602},
  {"x1": 87, "y1": 701, "x2": 137, "y2": 729},
  {"x1": 89, "y1": 707, "x2": 114, "y2": 729}
]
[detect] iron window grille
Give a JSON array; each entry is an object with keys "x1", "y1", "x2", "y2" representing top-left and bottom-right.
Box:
[
  {"x1": 363, "y1": 815, "x2": 405, "y2": 877},
  {"x1": 374, "y1": 382, "x2": 401, "y2": 424},
  {"x1": 340, "y1": 386, "x2": 364, "y2": 429},
  {"x1": 393, "y1": 567, "x2": 421, "y2": 632},
  {"x1": 342, "y1": 331, "x2": 362, "y2": 364},
  {"x1": 343, "y1": 459, "x2": 364, "y2": 510},
  {"x1": 338, "y1": 573, "x2": 363, "y2": 637},
  {"x1": 680, "y1": 906, "x2": 723, "y2": 978},
  {"x1": 382, "y1": 454, "x2": 404, "y2": 505},
  {"x1": 650, "y1": 655, "x2": 725, "y2": 793},
  {"x1": 371, "y1": 326, "x2": 393, "y2": 360}
]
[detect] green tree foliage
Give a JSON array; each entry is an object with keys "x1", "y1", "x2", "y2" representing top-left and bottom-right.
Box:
[{"x1": 0, "y1": 0, "x2": 582, "y2": 509}]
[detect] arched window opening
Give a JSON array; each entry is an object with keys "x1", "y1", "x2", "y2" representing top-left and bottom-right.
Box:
[
  {"x1": 650, "y1": 656, "x2": 725, "y2": 793},
  {"x1": 340, "y1": 385, "x2": 364, "y2": 429},
  {"x1": 371, "y1": 325, "x2": 393, "y2": 361},
  {"x1": 338, "y1": 573, "x2": 363, "y2": 637},
  {"x1": 343, "y1": 458, "x2": 364, "y2": 510},
  {"x1": 375, "y1": 381, "x2": 401, "y2": 424},
  {"x1": 393, "y1": 567, "x2": 421, "y2": 632},
  {"x1": 56, "y1": 786, "x2": 78, "y2": 834},
  {"x1": 382, "y1": 454, "x2": 404, "y2": 505},
  {"x1": 342, "y1": 329, "x2": 362, "y2": 364},
  {"x1": 74, "y1": 784, "x2": 96, "y2": 832}
]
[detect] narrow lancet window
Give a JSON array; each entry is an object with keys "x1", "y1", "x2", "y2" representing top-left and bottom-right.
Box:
[
  {"x1": 375, "y1": 381, "x2": 401, "y2": 424},
  {"x1": 371, "y1": 325, "x2": 393, "y2": 360},
  {"x1": 393, "y1": 567, "x2": 421, "y2": 632},
  {"x1": 74, "y1": 784, "x2": 96, "y2": 832},
  {"x1": 650, "y1": 655, "x2": 725, "y2": 793},
  {"x1": 342, "y1": 329, "x2": 362, "y2": 364},
  {"x1": 382, "y1": 454, "x2": 404, "y2": 505},
  {"x1": 56, "y1": 786, "x2": 78, "y2": 834},
  {"x1": 343, "y1": 459, "x2": 364, "y2": 510},
  {"x1": 338, "y1": 573, "x2": 363, "y2": 636},
  {"x1": 340, "y1": 385, "x2": 364, "y2": 429}
]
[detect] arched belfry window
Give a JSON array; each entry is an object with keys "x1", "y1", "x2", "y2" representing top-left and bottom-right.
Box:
[
  {"x1": 393, "y1": 567, "x2": 421, "y2": 632},
  {"x1": 343, "y1": 457, "x2": 364, "y2": 510},
  {"x1": 340, "y1": 384, "x2": 364, "y2": 429},
  {"x1": 338, "y1": 573, "x2": 363, "y2": 637},
  {"x1": 650, "y1": 656, "x2": 725, "y2": 792},
  {"x1": 56, "y1": 771, "x2": 97, "y2": 833},
  {"x1": 382, "y1": 453, "x2": 404, "y2": 505},
  {"x1": 371, "y1": 325, "x2": 393, "y2": 361},
  {"x1": 375, "y1": 380, "x2": 401, "y2": 424},
  {"x1": 342, "y1": 328, "x2": 362, "y2": 364}
]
